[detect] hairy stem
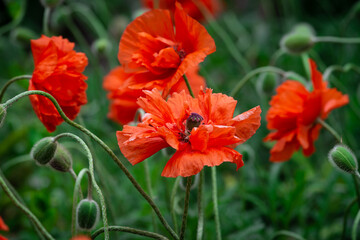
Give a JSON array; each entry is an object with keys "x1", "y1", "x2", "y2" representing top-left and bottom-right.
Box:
[
  {"x1": 196, "y1": 171, "x2": 204, "y2": 240},
  {"x1": 91, "y1": 226, "x2": 169, "y2": 240},
  {"x1": 180, "y1": 177, "x2": 193, "y2": 240},
  {"x1": 315, "y1": 36, "x2": 360, "y2": 44},
  {"x1": 212, "y1": 167, "x2": 222, "y2": 240},
  {"x1": 0, "y1": 75, "x2": 32, "y2": 103}
]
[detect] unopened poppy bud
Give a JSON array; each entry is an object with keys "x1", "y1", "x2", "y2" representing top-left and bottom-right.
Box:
[
  {"x1": 186, "y1": 113, "x2": 204, "y2": 132},
  {"x1": 31, "y1": 137, "x2": 58, "y2": 165},
  {"x1": 329, "y1": 144, "x2": 358, "y2": 174},
  {"x1": 40, "y1": 0, "x2": 63, "y2": 8},
  {"x1": 11, "y1": 28, "x2": 37, "y2": 46},
  {"x1": 281, "y1": 24, "x2": 315, "y2": 55},
  {"x1": 91, "y1": 38, "x2": 111, "y2": 56},
  {"x1": 0, "y1": 105, "x2": 6, "y2": 127},
  {"x1": 257, "y1": 73, "x2": 277, "y2": 94},
  {"x1": 76, "y1": 199, "x2": 99, "y2": 230},
  {"x1": 48, "y1": 145, "x2": 72, "y2": 172}
]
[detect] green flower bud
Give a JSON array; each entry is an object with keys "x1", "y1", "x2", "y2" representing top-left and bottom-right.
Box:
[
  {"x1": 91, "y1": 38, "x2": 111, "y2": 56},
  {"x1": 40, "y1": 0, "x2": 64, "y2": 8},
  {"x1": 10, "y1": 28, "x2": 37, "y2": 47},
  {"x1": 256, "y1": 72, "x2": 278, "y2": 95},
  {"x1": 281, "y1": 24, "x2": 315, "y2": 55},
  {"x1": 0, "y1": 105, "x2": 6, "y2": 127},
  {"x1": 48, "y1": 145, "x2": 72, "y2": 172},
  {"x1": 329, "y1": 144, "x2": 358, "y2": 174},
  {"x1": 31, "y1": 137, "x2": 58, "y2": 165},
  {"x1": 76, "y1": 199, "x2": 100, "y2": 230}
]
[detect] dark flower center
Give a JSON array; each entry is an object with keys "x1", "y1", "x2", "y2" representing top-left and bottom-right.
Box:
[
  {"x1": 173, "y1": 45, "x2": 186, "y2": 61},
  {"x1": 186, "y1": 113, "x2": 203, "y2": 132}
]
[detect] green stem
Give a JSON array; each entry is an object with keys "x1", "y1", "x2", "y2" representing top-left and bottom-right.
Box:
[
  {"x1": 0, "y1": 169, "x2": 54, "y2": 240},
  {"x1": 43, "y1": 7, "x2": 51, "y2": 35},
  {"x1": 170, "y1": 177, "x2": 181, "y2": 233},
  {"x1": 342, "y1": 198, "x2": 357, "y2": 240},
  {"x1": 71, "y1": 168, "x2": 91, "y2": 236},
  {"x1": 183, "y1": 74, "x2": 195, "y2": 98},
  {"x1": 196, "y1": 171, "x2": 204, "y2": 240},
  {"x1": 323, "y1": 63, "x2": 360, "y2": 80},
  {"x1": 54, "y1": 132, "x2": 110, "y2": 239},
  {"x1": 191, "y1": 0, "x2": 250, "y2": 73},
  {"x1": 3, "y1": 90, "x2": 179, "y2": 240},
  {"x1": 91, "y1": 226, "x2": 169, "y2": 240},
  {"x1": 271, "y1": 230, "x2": 306, "y2": 240},
  {"x1": 0, "y1": 75, "x2": 32, "y2": 103},
  {"x1": 212, "y1": 167, "x2": 222, "y2": 240},
  {"x1": 352, "y1": 208, "x2": 360, "y2": 240},
  {"x1": 316, "y1": 118, "x2": 342, "y2": 142},
  {"x1": 315, "y1": 36, "x2": 360, "y2": 44},
  {"x1": 230, "y1": 66, "x2": 286, "y2": 97},
  {"x1": 180, "y1": 177, "x2": 193, "y2": 240},
  {"x1": 353, "y1": 175, "x2": 360, "y2": 208},
  {"x1": 301, "y1": 53, "x2": 311, "y2": 80}
]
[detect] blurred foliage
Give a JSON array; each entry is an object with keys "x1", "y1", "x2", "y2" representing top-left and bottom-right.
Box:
[{"x1": 0, "y1": 0, "x2": 360, "y2": 239}]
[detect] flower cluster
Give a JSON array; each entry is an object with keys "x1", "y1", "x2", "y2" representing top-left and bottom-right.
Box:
[{"x1": 264, "y1": 59, "x2": 349, "y2": 162}]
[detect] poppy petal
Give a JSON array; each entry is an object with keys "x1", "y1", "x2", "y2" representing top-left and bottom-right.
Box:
[{"x1": 231, "y1": 106, "x2": 261, "y2": 145}]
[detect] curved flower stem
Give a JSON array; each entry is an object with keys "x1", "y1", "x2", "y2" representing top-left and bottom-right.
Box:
[
  {"x1": 0, "y1": 75, "x2": 32, "y2": 103},
  {"x1": 191, "y1": 0, "x2": 250, "y2": 73},
  {"x1": 183, "y1": 74, "x2": 195, "y2": 98},
  {"x1": 316, "y1": 118, "x2": 342, "y2": 142},
  {"x1": 230, "y1": 66, "x2": 286, "y2": 97},
  {"x1": 314, "y1": 36, "x2": 360, "y2": 44},
  {"x1": 3, "y1": 90, "x2": 179, "y2": 240},
  {"x1": 71, "y1": 168, "x2": 91, "y2": 236},
  {"x1": 43, "y1": 7, "x2": 51, "y2": 36},
  {"x1": 196, "y1": 171, "x2": 204, "y2": 240},
  {"x1": 180, "y1": 176, "x2": 193, "y2": 240},
  {"x1": 91, "y1": 226, "x2": 169, "y2": 240},
  {"x1": 342, "y1": 198, "x2": 357, "y2": 240},
  {"x1": 0, "y1": 169, "x2": 54, "y2": 240},
  {"x1": 352, "y1": 208, "x2": 360, "y2": 240},
  {"x1": 212, "y1": 167, "x2": 222, "y2": 240},
  {"x1": 323, "y1": 63, "x2": 360, "y2": 80},
  {"x1": 170, "y1": 177, "x2": 181, "y2": 233}
]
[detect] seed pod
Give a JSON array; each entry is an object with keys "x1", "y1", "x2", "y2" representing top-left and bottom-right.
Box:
[
  {"x1": 48, "y1": 145, "x2": 72, "y2": 172},
  {"x1": 76, "y1": 199, "x2": 100, "y2": 230},
  {"x1": 186, "y1": 113, "x2": 204, "y2": 132},
  {"x1": 31, "y1": 137, "x2": 58, "y2": 165},
  {"x1": 329, "y1": 144, "x2": 358, "y2": 174},
  {"x1": 281, "y1": 24, "x2": 315, "y2": 55}
]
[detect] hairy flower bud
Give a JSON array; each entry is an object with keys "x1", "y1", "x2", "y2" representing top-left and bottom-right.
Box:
[
  {"x1": 256, "y1": 73, "x2": 277, "y2": 95},
  {"x1": 281, "y1": 24, "x2": 315, "y2": 55},
  {"x1": 0, "y1": 105, "x2": 6, "y2": 127},
  {"x1": 91, "y1": 38, "x2": 111, "y2": 56},
  {"x1": 31, "y1": 137, "x2": 58, "y2": 165},
  {"x1": 48, "y1": 145, "x2": 72, "y2": 172},
  {"x1": 329, "y1": 144, "x2": 358, "y2": 174},
  {"x1": 11, "y1": 28, "x2": 37, "y2": 46},
  {"x1": 76, "y1": 199, "x2": 100, "y2": 230}
]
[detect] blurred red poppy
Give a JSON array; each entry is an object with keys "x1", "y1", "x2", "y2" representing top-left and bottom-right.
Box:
[
  {"x1": 103, "y1": 66, "x2": 205, "y2": 125},
  {"x1": 264, "y1": 59, "x2": 349, "y2": 162},
  {"x1": 29, "y1": 35, "x2": 88, "y2": 132},
  {"x1": 141, "y1": 0, "x2": 222, "y2": 21},
  {"x1": 118, "y1": 2, "x2": 215, "y2": 97},
  {"x1": 0, "y1": 216, "x2": 8, "y2": 240},
  {"x1": 117, "y1": 88, "x2": 261, "y2": 177},
  {"x1": 70, "y1": 235, "x2": 91, "y2": 240}
]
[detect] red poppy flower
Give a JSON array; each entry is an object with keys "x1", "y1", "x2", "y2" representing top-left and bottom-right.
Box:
[
  {"x1": 117, "y1": 88, "x2": 261, "y2": 177},
  {"x1": 118, "y1": 2, "x2": 215, "y2": 97},
  {"x1": 0, "y1": 216, "x2": 8, "y2": 240},
  {"x1": 264, "y1": 59, "x2": 349, "y2": 162},
  {"x1": 29, "y1": 35, "x2": 88, "y2": 132},
  {"x1": 141, "y1": 0, "x2": 222, "y2": 21},
  {"x1": 103, "y1": 65, "x2": 206, "y2": 125}
]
